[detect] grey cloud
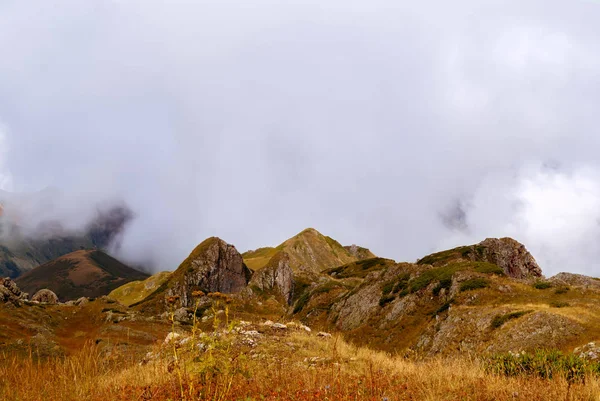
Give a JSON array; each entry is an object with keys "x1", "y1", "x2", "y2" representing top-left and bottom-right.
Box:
[{"x1": 1, "y1": 0, "x2": 600, "y2": 275}]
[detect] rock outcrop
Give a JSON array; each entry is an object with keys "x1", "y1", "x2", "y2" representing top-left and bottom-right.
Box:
[
  {"x1": 344, "y1": 245, "x2": 376, "y2": 261},
  {"x1": 165, "y1": 237, "x2": 252, "y2": 308},
  {"x1": 249, "y1": 251, "x2": 295, "y2": 304},
  {"x1": 475, "y1": 238, "x2": 542, "y2": 279},
  {"x1": 31, "y1": 289, "x2": 59, "y2": 304},
  {"x1": 550, "y1": 273, "x2": 600, "y2": 289},
  {"x1": 0, "y1": 277, "x2": 28, "y2": 304}
]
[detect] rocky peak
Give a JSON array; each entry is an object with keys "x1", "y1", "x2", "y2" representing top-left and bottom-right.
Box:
[
  {"x1": 166, "y1": 237, "x2": 252, "y2": 307},
  {"x1": 475, "y1": 238, "x2": 542, "y2": 279},
  {"x1": 249, "y1": 251, "x2": 295, "y2": 304}
]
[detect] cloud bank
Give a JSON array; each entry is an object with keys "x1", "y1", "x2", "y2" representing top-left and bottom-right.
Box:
[{"x1": 1, "y1": 0, "x2": 600, "y2": 275}]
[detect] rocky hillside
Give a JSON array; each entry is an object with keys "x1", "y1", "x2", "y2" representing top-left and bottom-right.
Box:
[
  {"x1": 243, "y1": 228, "x2": 375, "y2": 274},
  {"x1": 45, "y1": 231, "x2": 600, "y2": 361},
  {"x1": 0, "y1": 205, "x2": 133, "y2": 278},
  {"x1": 416, "y1": 237, "x2": 542, "y2": 279},
  {"x1": 138, "y1": 237, "x2": 252, "y2": 309},
  {"x1": 16, "y1": 250, "x2": 149, "y2": 302}
]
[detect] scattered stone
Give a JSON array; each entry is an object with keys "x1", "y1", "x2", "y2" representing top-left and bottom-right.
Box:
[
  {"x1": 173, "y1": 307, "x2": 192, "y2": 324},
  {"x1": 31, "y1": 289, "x2": 59, "y2": 304},
  {"x1": 574, "y1": 342, "x2": 600, "y2": 360},
  {"x1": 317, "y1": 332, "x2": 332, "y2": 338},
  {"x1": 242, "y1": 330, "x2": 261, "y2": 337},
  {"x1": 75, "y1": 297, "x2": 90, "y2": 306},
  {"x1": 164, "y1": 332, "x2": 182, "y2": 344},
  {"x1": 262, "y1": 320, "x2": 274, "y2": 327},
  {"x1": 272, "y1": 323, "x2": 287, "y2": 330}
]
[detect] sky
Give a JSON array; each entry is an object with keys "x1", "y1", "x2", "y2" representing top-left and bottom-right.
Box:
[{"x1": 1, "y1": 0, "x2": 600, "y2": 276}]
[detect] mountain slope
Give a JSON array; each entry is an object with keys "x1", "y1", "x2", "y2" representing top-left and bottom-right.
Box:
[
  {"x1": 16, "y1": 250, "x2": 149, "y2": 301},
  {"x1": 0, "y1": 193, "x2": 132, "y2": 278},
  {"x1": 108, "y1": 271, "x2": 172, "y2": 306},
  {"x1": 243, "y1": 228, "x2": 374, "y2": 274},
  {"x1": 137, "y1": 237, "x2": 252, "y2": 309}
]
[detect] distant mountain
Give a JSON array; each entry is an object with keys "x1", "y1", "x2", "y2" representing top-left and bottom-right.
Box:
[
  {"x1": 16, "y1": 250, "x2": 149, "y2": 301},
  {"x1": 242, "y1": 228, "x2": 376, "y2": 274},
  {"x1": 0, "y1": 203, "x2": 133, "y2": 278}
]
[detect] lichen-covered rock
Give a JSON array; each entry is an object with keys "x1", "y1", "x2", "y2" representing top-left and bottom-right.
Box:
[
  {"x1": 0, "y1": 277, "x2": 28, "y2": 304},
  {"x1": 249, "y1": 252, "x2": 294, "y2": 304},
  {"x1": 474, "y1": 238, "x2": 542, "y2": 279},
  {"x1": 31, "y1": 289, "x2": 59, "y2": 304},
  {"x1": 165, "y1": 237, "x2": 252, "y2": 308}
]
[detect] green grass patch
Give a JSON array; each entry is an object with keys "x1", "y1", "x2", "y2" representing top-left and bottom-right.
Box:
[
  {"x1": 473, "y1": 262, "x2": 504, "y2": 275},
  {"x1": 491, "y1": 310, "x2": 532, "y2": 329},
  {"x1": 533, "y1": 281, "x2": 553, "y2": 290},
  {"x1": 485, "y1": 350, "x2": 600, "y2": 383},
  {"x1": 410, "y1": 265, "x2": 460, "y2": 293},
  {"x1": 459, "y1": 278, "x2": 490, "y2": 292},
  {"x1": 417, "y1": 246, "x2": 471, "y2": 266}
]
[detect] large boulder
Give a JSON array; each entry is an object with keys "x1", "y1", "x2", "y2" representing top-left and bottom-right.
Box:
[
  {"x1": 165, "y1": 237, "x2": 252, "y2": 307},
  {"x1": 474, "y1": 238, "x2": 542, "y2": 279},
  {"x1": 32, "y1": 289, "x2": 59, "y2": 304},
  {"x1": 0, "y1": 277, "x2": 28, "y2": 304},
  {"x1": 249, "y1": 251, "x2": 294, "y2": 304}
]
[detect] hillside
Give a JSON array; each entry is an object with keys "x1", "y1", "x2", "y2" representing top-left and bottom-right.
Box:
[
  {"x1": 16, "y1": 250, "x2": 149, "y2": 301},
  {"x1": 242, "y1": 228, "x2": 375, "y2": 274},
  {"x1": 0, "y1": 204, "x2": 132, "y2": 278},
  {"x1": 3, "y1": 234, "x2": 600, "y2": 400},
  {"x1": 137, "y1": 237, "x2": 252, "y2": 310},
  {"x1": 108, "y1": 271, "x2": 172, "y2": 306}
]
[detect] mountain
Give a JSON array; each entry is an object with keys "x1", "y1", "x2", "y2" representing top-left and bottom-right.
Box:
[
  {"x1": 137, "y1": 237, "x2": 252, "y2": 309},
  {"x1": 108, "y1": 271, "x2": 172, "y2": 306},
  {"x1": 242, "y1": 228, "x2": 375, "y2": 274},
  {"x1": 292, "y1": 238, "x2": 600, "y2": 356},
  {"x1": 0, "y1": 204, "x2": 132, "y2": 278},
  {"x1": 15, "y1": 250, "x2": 149, "y2": 302}
]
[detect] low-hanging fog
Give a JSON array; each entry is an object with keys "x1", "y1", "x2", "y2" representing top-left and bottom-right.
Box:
[{"x1": 1, "y1": 0, "x2": 600, "y2": 276}]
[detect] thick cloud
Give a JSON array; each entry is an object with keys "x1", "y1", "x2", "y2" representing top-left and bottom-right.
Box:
[{"x1": 1, "y1": 0, "x2": 600, "y2": 275}]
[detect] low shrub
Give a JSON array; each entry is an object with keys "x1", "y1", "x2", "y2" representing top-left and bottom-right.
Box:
[
  {"x1": 533, "y1": 281, "x2": 553, "y2": 290},
  {"x1": 432, "y1": 278, "x2": 452, "y2": 296},
  {"x1": 379, "y1": 295, "x2": 395, "y2": 307},
  {"x1": 491, "y1": 310, "x2": 532, "y2": 329},
  {"x1": 554, "y1": 286, "x2": 570, "y2": 294},
  {"x1": 549, "y1": 301, "x2": 570, "y2": 308},
  {"x1": 459, "y1": 278, "x2": 489, "y2": 292}
]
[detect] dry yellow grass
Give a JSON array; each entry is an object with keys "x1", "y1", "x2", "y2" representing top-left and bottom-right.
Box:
[{"x1": 2, "y1": 328, "x2": 600, "y2": 401}]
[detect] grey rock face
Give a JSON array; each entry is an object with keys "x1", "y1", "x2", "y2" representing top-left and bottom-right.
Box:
[
  {"x1": 249, "y1": 252, "x2": 294, "y2": 304},
  {"x1": 166, "y1": 237, "x2": 252, "y2": 308},
  {"x1": 32, "y1": 289, "x2": 59, "y2": 304},
  {"x1": 475, "y1": 238, "x2": 542, "y2": 279}
]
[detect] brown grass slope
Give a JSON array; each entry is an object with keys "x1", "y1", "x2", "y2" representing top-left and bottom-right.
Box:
[
  {"x1": 243, "y1": 228, "x2": 375, "y2": 274},
  {"x1": 16, "y1": 250, "x2": 149, "y2": 302}
]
